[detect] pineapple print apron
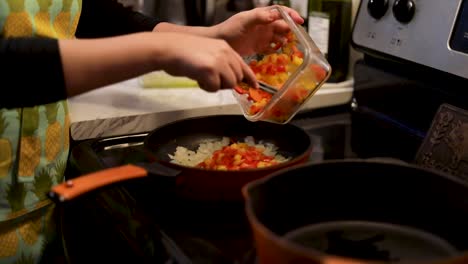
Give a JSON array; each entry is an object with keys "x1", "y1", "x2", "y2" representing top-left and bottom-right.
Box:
[{"x1": 0, "y1": 0, "x2": 81, "y2": 262}]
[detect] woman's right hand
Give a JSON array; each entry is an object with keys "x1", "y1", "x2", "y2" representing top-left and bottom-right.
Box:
[
  {"x1": 154, "y1": 32, "x2": 258, "y2": 92},
  {"x1": 60, "y1": 32, "x2": 258, "y2": 96}
]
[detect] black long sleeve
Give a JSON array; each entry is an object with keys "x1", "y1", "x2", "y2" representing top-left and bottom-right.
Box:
[
  {"x1": 0, "y1": 37, "x2": 66, "y2": 109},
  {"x1": 75, "y1": 0, "x2": 162, "y2": 38},
  {"x1": 0, "y1": 0, "x2": 162, "y2": 109}
]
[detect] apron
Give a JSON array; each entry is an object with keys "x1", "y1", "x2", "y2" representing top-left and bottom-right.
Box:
[{"x1": 0, "y1": 0, "x2": 81, "y2": 262}]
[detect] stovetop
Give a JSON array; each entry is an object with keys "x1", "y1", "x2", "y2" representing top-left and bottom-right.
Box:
[
  {"x1": 64, "y1": 54, "x2": 466, "y2": 262},
  {"x1": 64, "y1": 106, "x2": 370, "y2": 264}
]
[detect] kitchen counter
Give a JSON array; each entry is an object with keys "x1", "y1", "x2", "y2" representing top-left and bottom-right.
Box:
[{"x1": 69, "y1": 74, "x2": 353, "y2": 141}]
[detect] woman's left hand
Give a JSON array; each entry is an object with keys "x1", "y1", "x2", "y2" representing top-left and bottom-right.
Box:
[{"x1": 215, "y1": 5, "x2": 304, "y2": 57}]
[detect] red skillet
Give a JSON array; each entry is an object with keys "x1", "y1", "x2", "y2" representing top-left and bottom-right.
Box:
[{"x1": 50, "y1": 114, "x2": 313, "y2": 202}]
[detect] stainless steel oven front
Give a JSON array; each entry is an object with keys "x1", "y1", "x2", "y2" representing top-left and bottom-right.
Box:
[{"x1": 352, "y1": 0, "x2": 468, "y2": 80}]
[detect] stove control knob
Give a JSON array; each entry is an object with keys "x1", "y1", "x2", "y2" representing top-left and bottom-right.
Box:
[
  {"x1": 392, "y1": 0, "x2": 415, "y2": 23},
  {"x1": 367, "y1": 0, "x2": 389, "y2": 20}
]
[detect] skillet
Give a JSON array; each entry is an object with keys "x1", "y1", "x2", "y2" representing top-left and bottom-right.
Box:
[{"x1": 49, "y1": 114, "x2": 313, "y2": 202}]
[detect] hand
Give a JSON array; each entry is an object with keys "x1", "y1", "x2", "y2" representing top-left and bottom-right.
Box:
[
  {"x1": 157, "y1": 33, "x2": 258, "y2": 92},
  {"x1": 215, "y1": 5, "x2": 304, "y2": 57}
]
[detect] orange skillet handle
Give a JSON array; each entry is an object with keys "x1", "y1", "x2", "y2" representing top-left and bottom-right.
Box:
[{"x1": 49, "y1": 164, "x2": 148, "y2": 202}]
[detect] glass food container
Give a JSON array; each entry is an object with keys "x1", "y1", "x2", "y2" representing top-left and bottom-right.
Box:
[{"x1": 233, "y1": 6, "x2": 331, "y2": 124}]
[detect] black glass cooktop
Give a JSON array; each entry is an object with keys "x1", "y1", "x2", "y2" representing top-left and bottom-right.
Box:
[
  {"x1": 64, "y1": 108, "x2": 364, "y2": 264},
  {"x1": 61, "y1": 55, "x2": 468, "y2": 263}
]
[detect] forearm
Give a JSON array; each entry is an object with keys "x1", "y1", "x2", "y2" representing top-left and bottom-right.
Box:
[
  {"x1": 61, "y1": 31, "x2": 260, "y2": 94},
  {"x1": 153, "y1": 22, "x2": 220, "y2": 39},
  {"x1": 0, "y1": 34, "x2": 158, "y2": 109},
  {"x1": 60, "y1": 32, "x2": 166, "y2": 96}
]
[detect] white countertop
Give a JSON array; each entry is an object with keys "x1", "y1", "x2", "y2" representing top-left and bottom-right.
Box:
[{"x1": 68, "y1": 73, "x2": 354, "y2": 123}]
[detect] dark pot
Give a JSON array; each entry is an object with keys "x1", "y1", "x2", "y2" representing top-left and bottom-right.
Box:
[{"x1": 243, "y1": 159, "x2": 468, "y2": 264}]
